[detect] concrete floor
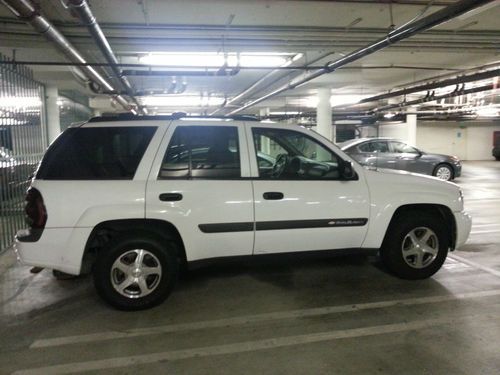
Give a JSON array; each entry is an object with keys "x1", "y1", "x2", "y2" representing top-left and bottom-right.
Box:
[{"x1": 1, "y1": 161, "x2": 500, "y2": 375}]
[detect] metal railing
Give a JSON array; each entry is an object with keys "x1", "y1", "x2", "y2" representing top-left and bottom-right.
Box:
[{"x1": 0, "y1": 53, "x2": 46, "y2": 252}]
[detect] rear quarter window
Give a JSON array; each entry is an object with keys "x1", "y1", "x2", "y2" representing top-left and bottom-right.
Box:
[{"x1": 36, "y1": 126, "x2": 157, "y2": 180}]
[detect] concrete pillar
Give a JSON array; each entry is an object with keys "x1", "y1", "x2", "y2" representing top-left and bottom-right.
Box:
[
  {"x1": 45, "y1": 86, "x2": 61, "y2": 144},
  {"x1": 316, "y1": 88, "x2": 333, "y2": 141},
  {"x1": 406, "y1": 110, "x2": 417, "y2": 146}
]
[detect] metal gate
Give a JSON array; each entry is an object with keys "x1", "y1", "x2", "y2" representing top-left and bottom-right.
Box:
[{"x1": 0, "y1": 55, "x2": 47, "y2": 252}]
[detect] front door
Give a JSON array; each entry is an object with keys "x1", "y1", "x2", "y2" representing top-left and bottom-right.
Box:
[
  {"x1": 247, "y1": 125, "x2": 370, "y2": 254},
  {"x1": 146, "y1": 122, "x2": 254, "y2": 262}
]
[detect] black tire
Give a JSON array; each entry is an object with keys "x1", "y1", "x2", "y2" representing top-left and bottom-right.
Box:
[
  {"x1": 93, "y1": 234, "x2": 179, "y2": 310},
  {"x1": 380, "y1": 212, "x2": 449, "y2": 280},
  {"x1": 433, "y1": 163, "x2": 454, "y2": 181}
]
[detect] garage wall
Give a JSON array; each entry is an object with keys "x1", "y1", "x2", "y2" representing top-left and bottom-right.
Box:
[{"x1": 417, "y1": 121, "x2": 500, "y2": 160}]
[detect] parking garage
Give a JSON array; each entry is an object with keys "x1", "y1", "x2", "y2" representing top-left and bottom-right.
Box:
[{"x1": 1, "y1": 0, "x2": 500, "y2": 374}]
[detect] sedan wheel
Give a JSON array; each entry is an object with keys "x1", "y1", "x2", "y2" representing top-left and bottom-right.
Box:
[{"x1": 434, "y1": 165, "x2": 453, "y2": 181}]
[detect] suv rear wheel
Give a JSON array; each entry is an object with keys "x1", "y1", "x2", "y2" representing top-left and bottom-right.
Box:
[
  {"x1": 93, "y1": 234, "x2": 179, "y2": 310},
  {"x1": 380, "y1": 212, "x2": 449, "y2": 279}
]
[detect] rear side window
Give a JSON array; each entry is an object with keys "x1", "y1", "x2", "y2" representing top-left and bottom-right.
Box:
[
  {"x1": 159, "y1": 126, "x2": 240, "y2": 179},
  {"x1": 358, "y1": 141, "x2": 388, "y2": 153},
  {"x1": 37, "y1": 126, "x2": 156, "y2": 180}
]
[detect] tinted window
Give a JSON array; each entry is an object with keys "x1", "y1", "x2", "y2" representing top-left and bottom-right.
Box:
[
  {"x1": 160, "y1": 126, "x2": 240, "y2": 179},
  {"x1": 358, "y1": 141, "x2": 389, "y2": 153},
  {"x1": 37, "y1": 127, "x2": 156, "y2": 180},
  {"x1": 252, "y1": 128, "x2": 340, "y2": 180},
  {"x1": 391, "y1": 142, "x2": 419, "y2": 154}
]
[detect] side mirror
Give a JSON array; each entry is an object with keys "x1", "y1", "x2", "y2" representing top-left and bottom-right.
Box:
[{"x1": 340, "y1": 160, "x2": 357, "y2": 180}]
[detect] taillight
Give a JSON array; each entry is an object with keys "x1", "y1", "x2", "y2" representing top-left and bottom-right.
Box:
[{"x1": 25, "y1": 187, "x2": 47, "y2": 229}]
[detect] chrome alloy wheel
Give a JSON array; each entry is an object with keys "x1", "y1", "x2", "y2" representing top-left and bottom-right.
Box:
[
  {"x1": 111, "y1": 249, "x2": 162, "y2": 298},
  {"x1": 401, "y1": 227, "x2": 439, "y2": 269},
  {"x1": 435, "y1": 166, "x2": 452, "y2": 181}
]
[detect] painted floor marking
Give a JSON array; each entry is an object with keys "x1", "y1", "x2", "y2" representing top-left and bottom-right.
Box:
[
  {"x1": 14, "y1": 313, "x2": 498, "y2": 375},
  {"x1": 470, "y1": 229, "x2": 500, "y2": 235},
  {"x1": 449, "y1": 254, "x2": 500, "y2": 278},
  {"x1": 30, "y1": 288, "x2": 500, "y2": 349}
]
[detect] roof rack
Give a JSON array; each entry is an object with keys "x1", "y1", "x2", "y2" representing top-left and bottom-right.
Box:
[{"x1": 87, "y1": 113, "x2": 259, "y2": 123}]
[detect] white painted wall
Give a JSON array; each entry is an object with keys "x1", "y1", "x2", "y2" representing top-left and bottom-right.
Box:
[
  {"x1": 417, "y1": 121, "x2": 500, "y2": 160},
  {"x1": 378, "y1": 117, "x2": 416, "y2": 146}
]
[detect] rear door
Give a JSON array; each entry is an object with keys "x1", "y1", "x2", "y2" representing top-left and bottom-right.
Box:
[
  {"x1": 356, "y1": 140, "x2": 393, "y2": 169},
  {"x1": 145, "y1": 121, "x2": 254, "y2": 262}
]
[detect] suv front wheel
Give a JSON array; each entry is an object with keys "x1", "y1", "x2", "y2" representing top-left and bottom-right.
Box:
[
  {"x1": 93, "y1": 234, "x2": 179, "y2": 310},
  {"x1": 380, "y1": 212, "x2": 449, "y2": 279}
]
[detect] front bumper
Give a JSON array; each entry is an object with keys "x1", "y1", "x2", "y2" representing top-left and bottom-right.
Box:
[{"x1": 453, "y1": 210, "x2": 472, "y2": 249}]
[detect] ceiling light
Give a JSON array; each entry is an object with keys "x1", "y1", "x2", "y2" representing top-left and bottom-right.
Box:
[
  {"x1": 476, "y1": 106, "x2": 499, "y2": 117},
  {"x1": 384, "y1": 113, "x2": 396, "y2": 119},
  {"x1": 305, "y1": 95, "x2": 366, "y2": 108},
  {"x1": 139, "y1": 52, "x2": 292, "y2": 68},
  {"x1": 269, "y1": 111, "x2": 302, "y2": 115},
  {"x1": 140, "y1": 96, "x2": 225, "y2": 107},
  {"x1": 1, "y1": 97, "x2": 42, "y2": 108}
]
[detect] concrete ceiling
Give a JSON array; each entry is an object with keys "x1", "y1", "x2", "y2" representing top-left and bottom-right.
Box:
[{"x1": 0, "y1": 0, "x2": 499, "y2": 117}]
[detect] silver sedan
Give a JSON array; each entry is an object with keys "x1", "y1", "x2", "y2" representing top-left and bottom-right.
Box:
[{"x1": 339, "y1": 138, "x2": 461, "y2": 181}]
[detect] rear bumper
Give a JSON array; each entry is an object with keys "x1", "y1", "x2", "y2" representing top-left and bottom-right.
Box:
[
  {"x1": 14, "y1": 227, "x2": 91, "y2": 275},
  {"x1": 453, "y1": 210, "x2": 472, "y2": 249}
]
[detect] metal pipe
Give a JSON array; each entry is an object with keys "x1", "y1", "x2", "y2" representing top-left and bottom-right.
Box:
[
  {"x1": 122, "y1": 69, "x2": 239, "y2": 77},
  {"x1": 356, "y1": 68, "x2": 500, "y2": 105},
  {"x1": 373, "y1": 83, "x2": 495, "y2": 112},
  {"x1": 228, "y1": 0, "x2": 496, "y2": 115},
  {"x1": 213, "y1": 52, "x2": 335, "y2": 116},
  {"x1": 1, "y1": 0, "x2": 132, "y2": 112},
  {"x1": 66, "y1": 0, "x2": 144, "y2": 114}
]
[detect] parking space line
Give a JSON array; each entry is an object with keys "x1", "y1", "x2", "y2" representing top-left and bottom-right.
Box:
[
  {"x1": 449, "y1": 255, "x2": 500, "y2": 278},
  {"x1": 470, "y1": 229, "x2": 500, "y2": 235},
  {"x1": 14, "y1": 312, "x2": 499, "y2": 375},
  {"x1": 30, "y1": 288, "x2": 500, "y2": 349}
]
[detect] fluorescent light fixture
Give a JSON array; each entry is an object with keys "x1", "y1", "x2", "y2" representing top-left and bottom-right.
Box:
[
  {"x1": 140, "y1": 96, "x2": 225, "y2": 107},
  {"x1": 1, "y1": 97, "x2": 42, "y2": 108},
  {"x1": 306, "y1": 95, "x2": 366, "y2": 108},
  {"x1": 476, "y1": 106, "x2": 499, "y2": 117},
  {"x1": 384, "y1": 113, "x2": 396, "y2": 119},
  {"x1": 269, "y1": 111, "x2": 302, "y2": 115},
  {"x1": 139, "y1": 52, "x2": 291, "y2": 68}
]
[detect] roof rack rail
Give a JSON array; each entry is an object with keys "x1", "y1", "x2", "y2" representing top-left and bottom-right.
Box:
[{"x1": 87, "y1": 113, "x2": 259, "y2": 123}]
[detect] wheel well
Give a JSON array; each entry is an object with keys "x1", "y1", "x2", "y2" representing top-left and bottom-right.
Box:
[
  {"x1": 386, "y1": 204, "x2": 457, "y2": 250},
  {"x1": 81, "y1": 219, "x2": 187, "y2": 274}
]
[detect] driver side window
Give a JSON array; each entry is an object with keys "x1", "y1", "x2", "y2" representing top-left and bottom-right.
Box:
[{"x1": 252, "y1": 128, "x2": 340, "y2": 180}]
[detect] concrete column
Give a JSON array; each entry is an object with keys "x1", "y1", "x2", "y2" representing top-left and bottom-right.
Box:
[
  {"x1": 406, "y1": 110, "x2": 417, "y2": 146},
  {"x1": 316, "y1": 88, "x2": 333, "y2": 141},
  {"x1": 45, "y1": 86, "x2": 61, "y2": 143}
]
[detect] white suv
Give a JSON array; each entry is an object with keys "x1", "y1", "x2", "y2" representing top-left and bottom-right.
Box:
[{"x1": 15, "y1": 115, "x2": 471, "y2": 310}]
